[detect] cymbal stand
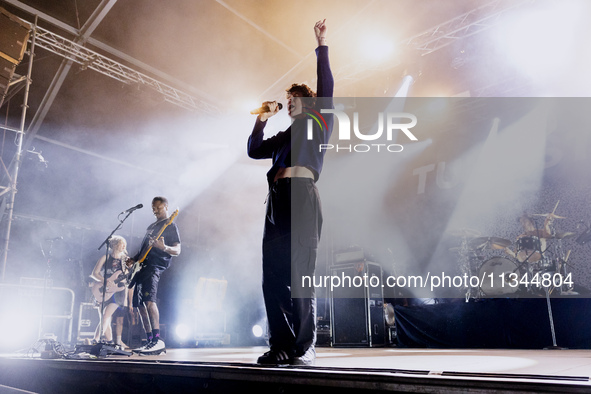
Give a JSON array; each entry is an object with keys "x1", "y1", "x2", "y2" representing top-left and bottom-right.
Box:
[
  {"x1": 457, "y1": 236, "x2": 477, "y2": 301},
  {"x1": 541, "y1": 217, "x2": 574, "y2": 294},
  {"x1": 549, "y1": 233, "x2": 570, "y2": 294},
  {"x1": 543, "y1": 285, "x2": 565, "y2": 350},
  {"x1": 521, "y1": 217, "x2": 551, "y2": 295},
  {"x1": 538, "y1": 218, "x2": 566, "y2": 349}
]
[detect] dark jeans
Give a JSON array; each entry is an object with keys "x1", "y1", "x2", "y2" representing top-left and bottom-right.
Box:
[{"x1": 262, "y1": 177, "x2": 322, "y2": 356}]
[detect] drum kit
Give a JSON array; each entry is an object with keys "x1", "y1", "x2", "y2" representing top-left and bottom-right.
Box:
[{"x1": 449, "y1": 202, "x2": 584, "y2": 300}]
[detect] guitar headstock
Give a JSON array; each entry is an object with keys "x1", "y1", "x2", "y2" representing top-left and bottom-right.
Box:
[{"x1": 168, "y1": 208, "x2": 179, "y2": 223}]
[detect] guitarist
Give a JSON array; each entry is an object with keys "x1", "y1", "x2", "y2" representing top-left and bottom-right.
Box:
[
  {"x1": 90, "y1": 234, "x2": 131, "y2": 347},
  {"x1": 126, "y1": 196, "x2": 181, "y2": 354}
]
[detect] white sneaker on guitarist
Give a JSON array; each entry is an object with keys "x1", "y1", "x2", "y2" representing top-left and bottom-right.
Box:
[
  {"x1": 139, "y1": 338, "x2": 165, "y2": 354},
  {"x1": 132, "y1": 342, "x2": 148, "y2": 353}
]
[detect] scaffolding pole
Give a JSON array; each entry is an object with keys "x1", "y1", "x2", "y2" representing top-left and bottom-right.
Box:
[{"x1": 0, "y1": 16, "x2": 36, "y2": 282}]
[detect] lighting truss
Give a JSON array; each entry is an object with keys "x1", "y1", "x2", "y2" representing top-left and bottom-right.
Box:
[
  {"x1": 403, "y1": 0, "x2": 532, "y2": 56},
  {"x1": 32, "y1": 25, "x2": 219, "y2": 114},
  {"x1": 332, "y1": 0, "x2": 532, "y2": 91}
]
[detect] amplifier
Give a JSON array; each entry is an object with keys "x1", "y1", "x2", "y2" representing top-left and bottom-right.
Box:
[
  {"x1": 330, "y1": 261, "x2": 385, "y2": 347},
  {"x1": 333, "y1": 249, "x2": 365, "y2": 264}
]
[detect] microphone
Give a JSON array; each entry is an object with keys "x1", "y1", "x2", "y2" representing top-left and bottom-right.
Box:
[
  {"x1": 120, "y1": 204, "x2": 143, "y2": 215},
  {"x1": 250, "y1": 102, "x2": 282, "y2": 115}
]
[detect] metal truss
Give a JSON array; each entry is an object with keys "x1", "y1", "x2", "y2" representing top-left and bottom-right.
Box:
[
  {"x1": 331, "y1": 0, "x2": 533, "y2": 91},
  {"x1": 32, "y1": 24, "x2": 219, "y2": 114},
  {"x1": 403, "y1": 0, "x2": 532, "y2": 56}
]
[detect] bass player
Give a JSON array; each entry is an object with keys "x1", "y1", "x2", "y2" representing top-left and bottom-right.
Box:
[{"x1": 126, "y1": 196, "x2": 181, "y2": 354}]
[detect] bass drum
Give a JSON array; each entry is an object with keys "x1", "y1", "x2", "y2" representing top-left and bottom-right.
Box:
[
  {"x1": 478, "y1": 257, "x2": 521, "y2": 296},
  {"x1": 516, "y1": 235, "x2": 543, "y2": 262}
]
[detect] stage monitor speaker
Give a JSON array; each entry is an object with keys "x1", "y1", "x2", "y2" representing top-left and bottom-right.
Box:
[
  {"x1": 330, "y1": 261, "x2": 385, "y2": 347},
  {"x1": 0, "y1": 7, "x2": 31, "y2": 65}
]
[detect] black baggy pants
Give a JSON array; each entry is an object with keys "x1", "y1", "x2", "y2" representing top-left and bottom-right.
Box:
[{"x1": 262, "y1": 177, "x2": 322, "y2": 357}]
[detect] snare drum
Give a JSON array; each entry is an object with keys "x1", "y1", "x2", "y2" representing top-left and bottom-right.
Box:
[
  {"x1": 516, "y1": 236, "x2": 543, "y2": 262},
  {"x1": 478, "y1": 257, "x2": 521, "y2": 296}
]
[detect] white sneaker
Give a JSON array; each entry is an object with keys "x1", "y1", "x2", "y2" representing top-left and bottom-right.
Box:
[
  {"x1": 132, "y1": 342, "x2": 148, "y2": 353},
  {"x1": 292, "y1": 347, "x2": 316, "y2": 366},
  {"x1": 139, "y1": 338, "x2": 165, "y2": 353}
]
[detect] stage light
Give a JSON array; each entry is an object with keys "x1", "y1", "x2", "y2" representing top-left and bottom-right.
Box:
[
  {"x1": 175, "y1": 324, "x2": 191, "y2": 341},
  {"x1": 360, "y1": 32, "x2": 397, "y2": 63},
  {"x1": 394, "y1": 75, "x2": 414, "y2": 98},
  {"x1": 251, "y1": 324, "x2": 264, "y2": 338}
]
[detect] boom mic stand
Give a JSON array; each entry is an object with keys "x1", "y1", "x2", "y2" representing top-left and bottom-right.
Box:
[{"x1": 75, "y1": 209, "x2": 136, "y2": 357}]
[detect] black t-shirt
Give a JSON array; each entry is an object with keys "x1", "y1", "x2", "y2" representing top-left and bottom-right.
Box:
[{"x1": 135, "y1": 219, "x2": 181, "y2": 270}]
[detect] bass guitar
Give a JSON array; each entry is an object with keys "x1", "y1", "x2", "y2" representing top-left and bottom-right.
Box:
[
  {"x1": 127, "y1": 209, "x2": 179, "y2": 288},
  {"x1": 92, "y1": 270, "x2": 128, "y2": 302}
]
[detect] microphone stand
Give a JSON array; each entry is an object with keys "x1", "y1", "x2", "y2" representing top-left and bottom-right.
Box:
[{"x1": 90, "y1": 210, "x2": 135, "y2": 357}]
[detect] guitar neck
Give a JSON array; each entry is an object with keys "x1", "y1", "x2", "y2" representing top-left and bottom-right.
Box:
[{"x1": 136, "y1": 210, "x2": 178, "y2": 264}]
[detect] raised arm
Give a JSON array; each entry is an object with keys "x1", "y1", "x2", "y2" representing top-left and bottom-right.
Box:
[
  {"x1": 314, "y1": 19, "x2": 333, "y2": 98},
  {"x1": 315, "y1": 19, "x2": 327, "y2": 47}
]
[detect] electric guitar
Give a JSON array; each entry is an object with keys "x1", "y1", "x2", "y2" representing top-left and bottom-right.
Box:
[
  {"x1": 127, "y1": 209, "x2": 179, "y2": 288},
  {"x1": 92, "y1": 270, "x2": 128, "y2": 302}
]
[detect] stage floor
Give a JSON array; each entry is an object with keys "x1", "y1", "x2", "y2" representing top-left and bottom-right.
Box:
[
  {"x1": 2, "y1": 346, "x2": 591, "y2": 393},
  {"x1": 111, "y1": 346, "x2": 591, "y2": 378}
]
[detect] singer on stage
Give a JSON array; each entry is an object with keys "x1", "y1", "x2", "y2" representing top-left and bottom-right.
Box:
[{"x1": 247, "y1": 19, "x2": 334, "y2": 366}]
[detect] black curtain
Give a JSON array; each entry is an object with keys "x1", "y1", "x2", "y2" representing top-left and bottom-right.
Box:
[{"x1": 395, "y1": 298, "x2": 591, "y2": 349}]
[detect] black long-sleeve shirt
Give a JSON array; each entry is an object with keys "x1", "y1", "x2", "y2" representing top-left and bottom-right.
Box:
[{"x1": 247, "y1": 45, "x2": 334, "y2": 186}]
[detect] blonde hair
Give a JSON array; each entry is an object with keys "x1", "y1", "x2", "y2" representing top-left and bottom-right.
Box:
[{"x1": 109, "y1": 235, "x2": 127, "y2": 251}]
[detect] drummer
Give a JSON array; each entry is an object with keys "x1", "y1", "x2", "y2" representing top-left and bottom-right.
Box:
[{"x1": 506, "y1": 213, "x2": 555, "y2": 263}]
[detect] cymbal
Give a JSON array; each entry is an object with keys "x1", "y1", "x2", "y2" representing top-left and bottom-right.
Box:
[
  {"x1": 552, "y1": 232, "x2": 577, "y2": 240},
  {"x1": 531, "y1": 213, "x2": 566, "y2": 219},
  {"x1": 446, "y1": 228, "x2": 481, "y2": 238},
  {"x1": 468, "y1": 236, "x2": 512, "y2": 250}
]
